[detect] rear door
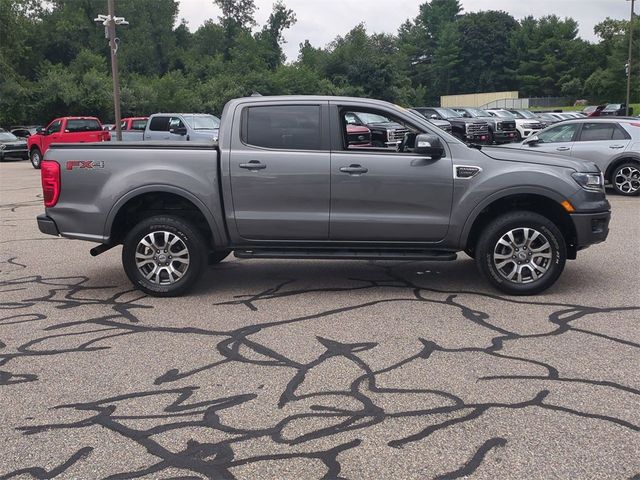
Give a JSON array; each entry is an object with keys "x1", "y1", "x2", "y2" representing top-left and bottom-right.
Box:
[
  {"x1": 522, "y1": 122, "x2": 579, "y2": 156},
  {"x1": 570, "y1": 122, "x2": 631, "y2": 172},
  {"x1": 229, "y1": 102, "x2": 331, "y2": 240}
]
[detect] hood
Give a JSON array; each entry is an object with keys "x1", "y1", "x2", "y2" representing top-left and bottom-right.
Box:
[
  {"x1": 430, "y1": 119, "x2": 451, "y2": 127},
  {"x1": 365, "y1": 121, "x2": 404, "y2": 129},
  {"x1": 0, "y1": 138, "x2": 27, "y2": 146},
  {"x1": 482, "y1": 146, "x2": 599, "y2": 172},
  {"x1": 446, "y1": 117, "x2": 487, "y2": 125},
  {"x1": 347, "y1": 125, "x2": 370, "y2": 134}
]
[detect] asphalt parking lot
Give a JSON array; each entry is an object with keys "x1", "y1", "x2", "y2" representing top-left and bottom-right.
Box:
[{"x1": 0, "y1": 160, "x2": 639, "y2": 479}]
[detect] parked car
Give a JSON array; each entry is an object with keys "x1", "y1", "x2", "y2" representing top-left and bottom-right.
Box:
[
  {"x1": 119, "y1": 116, "x2": 149, "y2": 141},
  {"x1": 535, "y1": 112, "x2": 561, "y2": 126},
  {"x1": 10, "y1": 125, "x2": 43, "y2": 139},
  {"x1": 600, "y1": 103, "x2": 632, "y2": 117},
  {"x1": 37, "y1": 95, "x2": 610, "y2": 297},
  {"x1": 508, "y1": 109, "x2": 549, "y2": 127},
  {"x1": 102, "y1": 124, "x2": 115, "y2": 131},
  {"x1": 452, "y1": 107, "x2": 517, "y2": 144},
  {"x1": 346, "y1": 123, "x2": 372, "y2": 147},
  {"x1": 0, "y1": 129, "x2": 28, "y2": 161},
  {"x1": 344, "y1": 111, "x2": 409, "y2": 147},
  {"x1": 112, "y1": 113, "x2": 220, "y2": 143},
  {"x1": 583, "y1": 106, "x2": 599, "y2": 116},
  {"x1": 27, "y1": 117, "x2": 110, "y2": 169},
  {"x1": 412, "y1": 107, "x2": 490, "y2": 143},
  {"x1": 408, "y1": 109, "x2": 452, "y2": 134},
  {"x1": 510, "y1": 117, "x2": 640, "y2": 196},
  {"x1": 487, "y1": 109, "x2": 545, "y2": 141}
]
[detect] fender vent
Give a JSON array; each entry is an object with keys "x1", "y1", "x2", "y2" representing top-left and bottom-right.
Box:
[{"x1": 455, "y1": 165, "x2": 482, "y2": 179}]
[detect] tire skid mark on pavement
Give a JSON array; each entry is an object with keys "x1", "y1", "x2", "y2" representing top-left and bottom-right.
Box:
[{"x1": 0, "y1": 254, "x2": 638, "y2": 479}]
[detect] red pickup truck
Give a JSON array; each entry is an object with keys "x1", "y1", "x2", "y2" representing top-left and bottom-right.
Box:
[{"x1": 28, "y1": 117, "x2": 109, "y2": 169}]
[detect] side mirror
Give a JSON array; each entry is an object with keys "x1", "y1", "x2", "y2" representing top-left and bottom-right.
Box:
[
  {"x1": 430, "y1": 114, "x2": 438, "y2": 120},
  {"x1": 36, "y1": 127, "x2": 44, "y2": 134},
  {"x1": 524, "y1": 135, "x2": 540, "y2": 145},
  {"x1": 170, "y1": 126, "x2": 187, "y2": 136},
  {"x1": 414, "y1": 133, "x2": 445, "y2": 158}
]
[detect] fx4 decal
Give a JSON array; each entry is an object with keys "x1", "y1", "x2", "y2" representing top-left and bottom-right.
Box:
[{"x1": 66, "y1": 160, "x2": 105, "y2": 170}]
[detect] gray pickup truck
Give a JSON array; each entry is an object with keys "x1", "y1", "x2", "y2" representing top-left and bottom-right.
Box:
[{"x1": 37, "y1": 95, "x2": 611, "y2": 297}]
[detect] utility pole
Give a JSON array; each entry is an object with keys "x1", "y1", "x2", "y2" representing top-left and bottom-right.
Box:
[
  {"x1": 626, "y1": 0, "x2": 635, "y2": 116},
  {"x1": 95, "y1": 1, "x2": 128, "y2": 140}
]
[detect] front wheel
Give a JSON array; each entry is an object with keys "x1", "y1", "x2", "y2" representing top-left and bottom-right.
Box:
[
  {"x1": 122, "y1": 215, "x2": 207, "y2": 297},
  {"x1": 30, "y1": 148, "x2": 42, "y2": 169},
  {"x1": 611, "y1": 162, "x2": 640, "y2": 196},
  {"x1": 475, "y1": 211, "x2": 566, "y2": 295}
]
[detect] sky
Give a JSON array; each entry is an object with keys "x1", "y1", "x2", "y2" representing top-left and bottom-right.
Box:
[{"x1": 177, "y1": 0, "x2": 635, "y2": 62}]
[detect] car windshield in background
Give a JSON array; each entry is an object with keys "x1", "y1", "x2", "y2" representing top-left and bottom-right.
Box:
[
  {"x1": 467, "y1": 108, "x2": 491, "y2": 117},
  {"x1": 183, "y1": 115, "x2": 220, "y2": 130},
  {"x1": 516, "y1": 110, "x2": 537, "y2": 118},
  {"x1": 492, "y1": 110, "x2": 516, "y2": 118},
  {"x1": 437, "y1": 108, "x2": 462, "y2": 118},
  {"x1": 66, "y1": 119, "x2": 102, "y2": 132},
  {"x1": 357, "y1": 112, "x2": 390, "y2": 123},
  {"x1": 604, "y1": 104, "x2": 622, "y2": 112},
  {"x1": 0, "y1": 132, "x2": 19, "y2": 141}
]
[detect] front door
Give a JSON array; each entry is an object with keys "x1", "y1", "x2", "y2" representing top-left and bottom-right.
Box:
[
  {"x1": 329, "y1": 106, "x2": 453, "y2": 242},
  {"x1": 229, "y1": 103, "x2": 331, "y2": 240}
]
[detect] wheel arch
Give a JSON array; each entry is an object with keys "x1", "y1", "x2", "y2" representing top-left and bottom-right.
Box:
[
  {"x1": 105, "y1": 186, "x2": 226, "y2": 247},
  {"x1": 461, "y1": 190, "x2": 577, "y2": 259},
  {"x1": 604, "y1": 154, "x2": 640, "y2": 182}
]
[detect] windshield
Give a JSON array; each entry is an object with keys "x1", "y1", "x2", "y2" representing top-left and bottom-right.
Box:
[
  {"x1": 356, "y1": 112, "x2": 391, "y2": 123},
  {"x1": 516, "y1": 110, "x2": 537, "y2": 118},
  {"x1": 465, "y1": 108, "x2": 491, "y2": 117},
  {"x1": 0, "y1": 132, "x2": 19, "y2": 141},
  {"x1": 604, "y1": 104, "x2": 621, "y2": 111},
  {"x1": 182, "y1": 114, "x2": 220, "y2": 130},
  {"x1": 436, "y1": 108, "x2": 462, "y2": 118},
  {"x1": 491, "y1": 110, "x2": 516, "y2": 118}
]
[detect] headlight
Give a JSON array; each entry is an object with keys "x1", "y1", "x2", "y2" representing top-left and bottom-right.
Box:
[{"x1": 572, "y1": 172, "x2": 604, "y2": 191}]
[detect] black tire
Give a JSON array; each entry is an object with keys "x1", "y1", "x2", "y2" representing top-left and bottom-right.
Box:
[
  {"x1": 515, "y1": 131, "x2": 522, "y2": 142},
  {"x1": 122, "y1": 215, "x2": 207, "y2": 297},
  {"x1": 610, "y1": 162, "x2": 640, "y2": 196},
  {"x1": 475, "y1": 211, "x2": 566, "y2": 295},
  {"x1": 209, "y1": 250, "x2": 231, "y2": 264},
  {"x1": 488, "y1": 130, "x2": 495, "y2": 145},
  {"x1": 30, "y1": 148, "x2": 42, "y2": 169}
]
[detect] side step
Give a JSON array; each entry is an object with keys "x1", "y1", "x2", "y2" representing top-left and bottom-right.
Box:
[{"x1": 234, "y1": 249, "x2": 457, "y2": 261}]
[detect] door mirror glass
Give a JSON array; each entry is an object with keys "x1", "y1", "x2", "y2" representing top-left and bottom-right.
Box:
[
  {"x1": 170, "y1": 126, "x2": 188, "y2": 135},
  {"x1": 414, "y1": 133, "x2": 444, "y2": 158}
]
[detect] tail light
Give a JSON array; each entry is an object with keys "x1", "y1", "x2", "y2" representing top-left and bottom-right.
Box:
[{"x1": 41, "y1": 160, "x2": 61, "y2": 208}]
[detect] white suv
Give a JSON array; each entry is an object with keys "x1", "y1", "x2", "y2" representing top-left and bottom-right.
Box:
[{"x1": 487, "y1": 109, "x2": 544, "y2": 141}]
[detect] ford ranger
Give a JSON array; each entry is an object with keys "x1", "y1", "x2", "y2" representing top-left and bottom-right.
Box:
[{"x1": 36, "y1": 95, "x2": 611, "y2": 297}]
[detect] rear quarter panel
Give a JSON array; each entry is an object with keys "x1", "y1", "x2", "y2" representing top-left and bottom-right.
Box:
[{"x1": 43, "y1": 144, "x2": 226, "y2": 245}]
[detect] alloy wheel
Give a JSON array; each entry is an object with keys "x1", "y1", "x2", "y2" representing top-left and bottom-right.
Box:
[
  {"x1": 493, "y1": 227, "x2": 552, "y2": 284},
  {"x1": 614, "y1": 166, "x2": 640, "y2": 194},
  {"x1": 135, "y1": 231, "x2": 190, "y2": 285}
]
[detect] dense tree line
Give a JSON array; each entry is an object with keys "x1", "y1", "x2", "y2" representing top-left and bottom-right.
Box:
[{"x1": 1, "y1": 0, "x2": 638, "y2": 126}]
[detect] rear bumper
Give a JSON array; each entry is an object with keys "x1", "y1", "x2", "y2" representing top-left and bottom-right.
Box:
[
  {"x1": 571, "y1": 211, "x2": 610, "y2": 247},
  {"x1": 37, "y1": 214, "x2": 60, "y2": 236}
]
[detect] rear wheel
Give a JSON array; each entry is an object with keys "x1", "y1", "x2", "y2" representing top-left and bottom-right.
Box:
[
  {"x1": 515, "y1": 130, "x2": 522, "y2": 142},
  {"x1": 122, "y1": 215, "x2": 206, "y2": 297},
  {"x1": 611, "y1": 162, "x2": 640, "y2": 196},
  {"x1": 475, "y1": 211, "x2": 566, "y2": 295},
  {"x1": 30, "y1": 148, "x2": 42, "y2": 169}
]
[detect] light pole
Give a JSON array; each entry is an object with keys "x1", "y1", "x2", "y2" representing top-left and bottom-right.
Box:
[
  {"x1": 95, "y1": 0, "x2": 128, "y2": 140},
  {"x1": 626, "y1": 0, "x2": 635, "y2": 116}
]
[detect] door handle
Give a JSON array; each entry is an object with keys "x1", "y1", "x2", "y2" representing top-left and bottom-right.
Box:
[
  {"x1": 339, "y1": 164, "x2": 368, "y2": 174},
  {"x1": 556, "y1": 146, "x2": 570, "y2": 151},
  {"x1": 609, "y1": 145, "x2": 625, "y2": 149},
  {"x1": 239, "y1": 160, "x2": 267, "y2": 170}
]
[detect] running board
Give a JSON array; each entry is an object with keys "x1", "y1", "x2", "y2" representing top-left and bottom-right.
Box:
[{"x1": 234, "y1": 249, "x2": 457, "y2": 261}]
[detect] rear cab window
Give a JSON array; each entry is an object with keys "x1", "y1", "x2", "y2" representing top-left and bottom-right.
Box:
[
  {"x1": 131, "y1": 119, "x2": 147, "y2": 131},
  {"x1": 65, "y1": 119, "x2": 102, "y2": 132},
  {"x1": 242, "y1": 105, "x2": 322, "y2": 150},
  {"x1": 148, "y1": 116, "x2": 171, "y2": 131}
]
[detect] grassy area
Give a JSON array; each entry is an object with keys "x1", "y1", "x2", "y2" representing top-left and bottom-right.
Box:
[{"x1": 530, "y1": 104, "x2": 640, "y2": 113}]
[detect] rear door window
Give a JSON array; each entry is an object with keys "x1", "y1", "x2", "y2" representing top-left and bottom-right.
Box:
[
  {"x1": 243, "y1": 105, "x2": 321, "y2": 150},
  {"x1": 578, "y1": 123, "x2": 616, "y2": 141}
]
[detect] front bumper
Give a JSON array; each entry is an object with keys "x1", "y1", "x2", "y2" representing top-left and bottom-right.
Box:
[
  {"x1": 463, "y1": 133, "x2": 489, "y2": 143},
  {"x1": 37, "y1": 214, "x2": 60, "y2": 236},
  {"x1": 570, "y1": 211, "x2": 610, "y2": 247},
  {"x1": 493, "y1": 131, "x2": 517, "y2": 143}
]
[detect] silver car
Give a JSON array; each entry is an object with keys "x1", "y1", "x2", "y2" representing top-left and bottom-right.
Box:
[{"x1": 512, "y1": 118, "x2": 640, "y2": 196}]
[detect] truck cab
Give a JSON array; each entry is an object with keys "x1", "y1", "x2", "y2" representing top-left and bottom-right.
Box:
[{"x1": 28, "y1": 117, "x2": 109, "y2": 169}]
